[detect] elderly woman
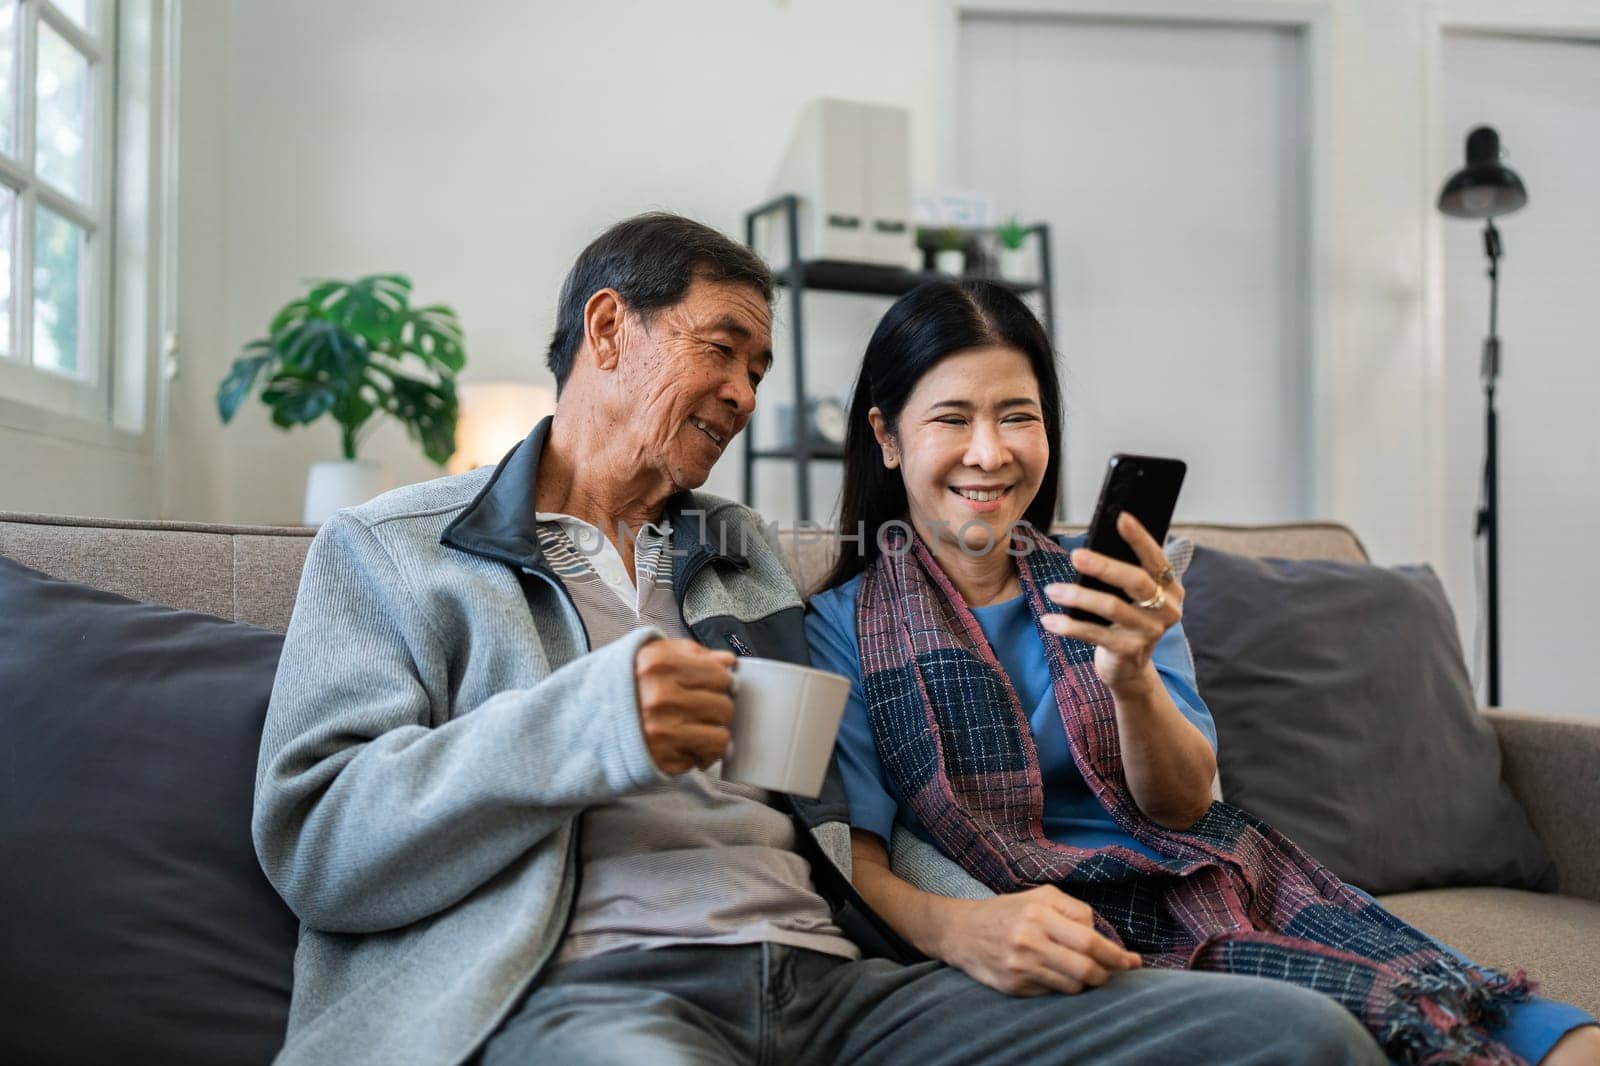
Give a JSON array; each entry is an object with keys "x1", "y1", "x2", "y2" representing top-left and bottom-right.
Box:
[{"x1": 805, "y1": 279, "x2": 1599, "y2": 1065}]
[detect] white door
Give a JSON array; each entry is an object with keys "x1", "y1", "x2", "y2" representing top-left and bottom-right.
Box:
[
  {"x1": 960, "y1": 15, "x2": 1310, "y2": 523},
  {"x1": 1440, "y1": 32, "x2": 1600, "y2": 716}
]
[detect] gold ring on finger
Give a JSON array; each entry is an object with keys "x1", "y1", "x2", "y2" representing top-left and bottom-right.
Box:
[
  {"x1": 1135, "y1": 587, "x2": 1167, "y2": 611},
  {"x1": 1156, "y1": 565, "x2": 1176, "y2": 587}
]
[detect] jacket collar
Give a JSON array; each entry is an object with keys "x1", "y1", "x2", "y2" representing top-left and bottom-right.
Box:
[{"x1": 439, "y1": 415, "x2": 747, "y2": 578}]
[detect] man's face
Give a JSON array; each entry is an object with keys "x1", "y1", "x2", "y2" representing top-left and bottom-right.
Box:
[{"x1": 617, "y1": 276, "x2": 773, "y2": 491}]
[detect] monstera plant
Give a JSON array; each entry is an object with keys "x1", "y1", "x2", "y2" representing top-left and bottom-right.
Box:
[
  {"x1": 217, "y1": 273, "x2": 465, "y2": 463},
  {"x1": 216, "y1": 274, "x2": 467, "y2": 522}
]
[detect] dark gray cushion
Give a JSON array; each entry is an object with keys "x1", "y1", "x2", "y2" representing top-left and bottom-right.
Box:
[
  {"x1": 0, "y1": 555, "x2": 295, "y2": 1065},
  {"x1": 1180, "y1": 546, "x2": 1555, "y2": 896}
]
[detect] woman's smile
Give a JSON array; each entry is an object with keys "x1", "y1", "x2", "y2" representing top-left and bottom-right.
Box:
[
  {"x1": 869, "y1": 344, "x2": 1049, "y2": 559},
  {"x1": 949, "y1": 483, "x2": 1016, "y2": 513}
]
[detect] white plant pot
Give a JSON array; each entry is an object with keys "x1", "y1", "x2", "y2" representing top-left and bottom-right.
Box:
[
  {"x1": 303, "y1": 460, "x2": 390, "y2": 525},
  {"x1": 997, "y1": 246, "x2": 1030, "y2": 281},
  {"x1": 935, "y1": 250, "x2": 966, "y2": 276}
]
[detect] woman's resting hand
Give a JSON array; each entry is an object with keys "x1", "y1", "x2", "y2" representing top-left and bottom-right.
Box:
[{"x1": 941, "y1": 885, "x2": 1143, "y2": 997}]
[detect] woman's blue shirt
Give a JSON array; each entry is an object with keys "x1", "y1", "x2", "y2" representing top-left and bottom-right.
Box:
[
  {"x1": 804, "y1": 536, "x2": 1216, "y2": 862},
  {"x1": 803, "y1": 538, "x2": 1595, "y2": 1057}
]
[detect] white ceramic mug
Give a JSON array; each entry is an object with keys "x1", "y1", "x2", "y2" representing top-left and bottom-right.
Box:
[{"x1": 721, "y1": 657, "x2": 851, "y2": 798}]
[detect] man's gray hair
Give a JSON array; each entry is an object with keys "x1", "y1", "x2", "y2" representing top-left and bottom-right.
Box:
[{"x1": 546, "y1": 212, "x2": 775, "y2": 392}]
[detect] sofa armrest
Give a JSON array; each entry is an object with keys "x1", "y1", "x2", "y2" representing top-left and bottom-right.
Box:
[{"x1": 1485, "y1": 709, "x2": 1600, "y2": 903}]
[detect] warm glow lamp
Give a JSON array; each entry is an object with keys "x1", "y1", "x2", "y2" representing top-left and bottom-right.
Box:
[{"x1": 448, "y1": 382, "x2": 557, "y2": 474}]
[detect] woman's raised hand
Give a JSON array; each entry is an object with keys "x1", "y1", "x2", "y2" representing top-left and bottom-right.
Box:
[
  {"x1": 941, "y1": 885, "x2": 1141, "y2": 996},
  {"x1": 1041, "y1": 512, "x2": 1185, "y2": 695}
]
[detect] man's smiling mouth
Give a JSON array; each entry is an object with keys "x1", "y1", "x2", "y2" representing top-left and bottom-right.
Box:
[{"x1": 690, "y1": 417, "x2": 726, "y2": 446}]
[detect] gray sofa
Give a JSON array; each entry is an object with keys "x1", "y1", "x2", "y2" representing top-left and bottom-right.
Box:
[{"x1": 1, "y1": 510, "x2": 1596, "y2": 1018}]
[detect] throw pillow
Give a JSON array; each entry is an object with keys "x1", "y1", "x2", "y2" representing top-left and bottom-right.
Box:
[
  {"x1": 0, "y1": 555, "x2": 296, "y2": 1065},
  {"x1": 1179, "y1": 546, "x2": 1554, "y2": 896}
]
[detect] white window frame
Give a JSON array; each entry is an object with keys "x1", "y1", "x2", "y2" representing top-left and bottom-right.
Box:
[{"x1": 0, "y1": 0, "x2": 117, "y2": 424}]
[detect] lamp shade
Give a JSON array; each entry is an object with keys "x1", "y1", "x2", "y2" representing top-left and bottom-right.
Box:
[
  {"x1": 448, "y1": 381, "x2": 557, "y2": 473},
  {"x1": 1437, "y1": 126, "x2": 1528, "y2": 219}
]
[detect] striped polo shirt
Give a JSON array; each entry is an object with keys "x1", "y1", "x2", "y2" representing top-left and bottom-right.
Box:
[{"x1": 539, "y1": 512, "x2": 858, "y2": 966}]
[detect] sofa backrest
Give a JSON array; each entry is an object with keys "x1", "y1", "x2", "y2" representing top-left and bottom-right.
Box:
[
  {"x1": 0, "y1": 511, "x2": 1369, "y2": 634},
  {"x1": 781, "y1": 522, "x2": 1370, "y2": 605}
]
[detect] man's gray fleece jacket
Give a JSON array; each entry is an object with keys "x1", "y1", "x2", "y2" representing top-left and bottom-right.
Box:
[{"x1": 251, "y1": 419, "x2": 913, "y2": 1066}]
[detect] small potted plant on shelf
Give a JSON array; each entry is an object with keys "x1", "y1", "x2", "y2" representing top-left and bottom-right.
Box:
[
  {"x1": 995, "y1": 216, "x2": 1030, "y2": 281},
  {"x1": 216, "y1": 273, "x2": 467, "y2": 524},
  {"x1": 934, "y1": 227, "x2": 967, "y2": 276}
]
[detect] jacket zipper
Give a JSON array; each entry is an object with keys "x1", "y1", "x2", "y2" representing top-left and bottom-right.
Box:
[
  {"x1": 667, "y1": 555, "x2": 873, "y2": 949},
  {"x1": 522, "y1": 566, "x2": 591, "y2": 655},
  {"x1": 520, "y1": 564, "x2": 592, "y2": 970}
]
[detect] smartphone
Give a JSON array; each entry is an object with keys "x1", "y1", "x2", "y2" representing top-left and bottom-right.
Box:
[{"x1": 1064, "y1": 454, "x2": 1187, "y2": 626}]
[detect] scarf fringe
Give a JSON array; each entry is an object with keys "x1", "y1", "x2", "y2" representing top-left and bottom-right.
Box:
[
  {"x1": 1380, "y1": 959, "x2": 1535, "y2": 1065},
  {"x1": 859, "y1": 528, "x2": 1536, "y2": 1066}
]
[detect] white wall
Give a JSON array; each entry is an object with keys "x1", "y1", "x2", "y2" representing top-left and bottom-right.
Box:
[
  {"x1": 959, "y1": 15, "x2": 1309, "y2": 525},
  {"x1": 165, "y1": 0, "x2": 1582, "y2": 536},
  {"x1": 0, "y1": 419, "x2": 156, "y2": 516},
  {"x1": 157, "y1": 0, "x2": 1599, "y2": 711},
  {"x1": 1439, "y1": 30, "x2": 1600, "y2": 716},
  {"x1": 167, "y1": 0, "x2": 945, "y2": 525},
  {"x1": 162, "y1": 0, "x2": 227, "y2": 523}
]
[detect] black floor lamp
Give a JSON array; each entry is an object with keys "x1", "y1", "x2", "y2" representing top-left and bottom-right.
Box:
[{"x1": 1436, "y1": 126, "x2": 1528, "y2": 707}]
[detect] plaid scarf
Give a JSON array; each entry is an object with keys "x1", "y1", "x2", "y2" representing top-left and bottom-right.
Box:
[{"x1": 857, "y1": 525, "x2": 1532, "y2": 1065}]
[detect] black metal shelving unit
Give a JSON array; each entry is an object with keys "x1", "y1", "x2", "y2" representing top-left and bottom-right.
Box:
[{"x1": 742, "y1": 193, "x2": 1056, "y2": 521}]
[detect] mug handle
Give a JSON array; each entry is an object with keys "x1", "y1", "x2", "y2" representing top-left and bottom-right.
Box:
[{"x1": 721, "y1": 661, "x2": 738, "y2": 767}]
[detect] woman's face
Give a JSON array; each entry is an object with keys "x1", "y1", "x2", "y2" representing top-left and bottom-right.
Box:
[{"x1": 870, "y1": 345, "x2": 1050, "y2": 557}]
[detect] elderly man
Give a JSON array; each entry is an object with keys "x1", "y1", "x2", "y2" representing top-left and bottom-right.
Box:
[{"x1": 253, "y1": 212, "x2": 1382, "y2": 1066}]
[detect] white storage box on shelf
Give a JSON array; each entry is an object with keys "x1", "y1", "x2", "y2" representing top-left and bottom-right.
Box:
[{"x1": 766, "y1": 98, "x2": 912, "y2": 268}]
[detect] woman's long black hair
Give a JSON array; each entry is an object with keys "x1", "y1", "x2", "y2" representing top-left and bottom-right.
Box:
[{"x1": 819, "y1": 279, "x2": 1063, "y2": 593}]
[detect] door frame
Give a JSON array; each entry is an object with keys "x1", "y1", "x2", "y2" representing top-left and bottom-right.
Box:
[
  {"x1": 1420, "y1": 1, "x2": 1600, "y2": 568},
  {"x1": 938, "y1": 0, "x2": 1333, "y2": 520}
]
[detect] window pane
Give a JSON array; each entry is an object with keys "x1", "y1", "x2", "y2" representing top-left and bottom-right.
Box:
[
  {"x1": 36, "y1": 21, "x2": 89, "y2": 200},
  {"x1": 0, "y1": 2, "x2": 16, "y2": 156},
  {"x1": 34, "y1": 204, "x2": 84, "y2": 375},
  {"x1": 0, "y1": 185, "x2": 12, "y2": 354}
]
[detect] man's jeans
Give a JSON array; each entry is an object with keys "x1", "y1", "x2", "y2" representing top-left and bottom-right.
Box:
[{"x1": 478, "y1": 943, "x2": 1386, "y2": 1066}]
